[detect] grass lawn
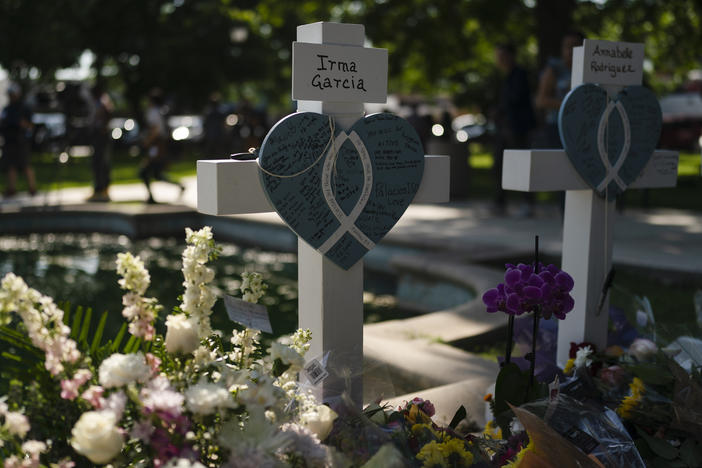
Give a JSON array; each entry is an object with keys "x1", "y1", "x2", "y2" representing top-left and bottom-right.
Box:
[
  {"x1": 467, "y1": 144, "x2": 701, "y2": 211},
  {"x1": 3, "y1": 144, "x2": 700, "y2": 212},
  {"x1": 3, "y1": 148, "x2": 201, "y2": 193}
]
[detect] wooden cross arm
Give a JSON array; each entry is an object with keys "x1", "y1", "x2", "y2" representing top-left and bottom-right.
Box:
[
  {"x1": 197, "y1": 154, "x2": 450, "y2": 215},
  {"x1": 502, "y1": 149, "x2": 679, "y2": 192}
]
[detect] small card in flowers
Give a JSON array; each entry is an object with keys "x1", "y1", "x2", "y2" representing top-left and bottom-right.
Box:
[
  {"x1": 303, "y1": 358, "x2": 329, "y2": 386},
  {"x1": 223, "y1": 295, "x2": 273, "y2": 333}
]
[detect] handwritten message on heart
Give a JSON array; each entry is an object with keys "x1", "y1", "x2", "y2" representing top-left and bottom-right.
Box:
[
  {"x1": 258, "y1": 112, "x2": 424, "y2": 269},
  {"x1": 558, "y1": 84, "x2": 662, "y2": 199}
]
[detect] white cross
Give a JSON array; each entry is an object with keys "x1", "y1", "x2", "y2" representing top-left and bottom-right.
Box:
[
  {"x1": 196, "y1": 22, "x2": 450, "y2": 404},
  {"x1": 502, "y1": 39, "x2": 679, "y2": 365}
]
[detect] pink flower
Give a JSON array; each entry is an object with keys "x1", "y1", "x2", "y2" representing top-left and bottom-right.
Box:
[
  {"x1": 130, "y1": 420, "x2": 155, "y2": 442},
  {"x1": 421, "y1": 400, "x2": 435, "y2": 417},
  {"x1": 145, "y1": 353, "x2": 162, "y2": 373},
  {"x1": 4, "y1": 456, "x2": 21, "y2": 468},
  {"x1": 60, "y1": 370, "x2": 92, "y2": 401},
  {"x1": 81, "y1": 386, "x2": 105, "y2": 409},
  {"x1": 61, "y1": 379, "x2": 81, "y2": 400},
  {"x1": 598, "y1": 365, "x2": 627, "y2": 388}
]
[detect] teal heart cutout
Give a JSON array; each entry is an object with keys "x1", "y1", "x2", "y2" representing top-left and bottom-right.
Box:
[
  {"x1": 258, "y1": 112, "x2": 424, "y2": 269},
  {"x1": 558, "y1": 84, "x2": 662, "y2": 199}
]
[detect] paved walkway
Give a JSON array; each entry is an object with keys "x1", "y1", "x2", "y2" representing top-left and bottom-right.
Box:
[{"x1": 4, "y1": 176, "x2": 699, "y2": 275}]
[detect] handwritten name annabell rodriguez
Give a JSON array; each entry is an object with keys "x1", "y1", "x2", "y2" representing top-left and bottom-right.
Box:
[
  {"x1": 311, "y1": 54, "x2": 367, "y2": 92},
  {"x1": 590, "y1": 44, "x2": 636, "y2": 78}
]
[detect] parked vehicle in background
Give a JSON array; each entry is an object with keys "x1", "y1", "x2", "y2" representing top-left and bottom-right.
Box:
[
  {"x1": 168, "y1": 114, "x2": 203, "y2": 143},
  {"x1": 108, "y1": 117, "x2": 140, "y2": 147},
  {"x1": 659, "y1": 92, "x2": 702, "y2": 151}
]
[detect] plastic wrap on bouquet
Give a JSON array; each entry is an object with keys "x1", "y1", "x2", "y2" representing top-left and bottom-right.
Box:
[{"x1": 519, "y1": 393, "x2": 645, "y2": 468}]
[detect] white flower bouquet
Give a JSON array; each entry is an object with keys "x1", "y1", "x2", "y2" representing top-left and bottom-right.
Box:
[{"x1": 0, "y1": 227, "x2": 340, "y2": 467}]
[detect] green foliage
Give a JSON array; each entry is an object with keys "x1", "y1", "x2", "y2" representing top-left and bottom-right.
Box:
[
  {"x1": 448, "y1": 405, "x2": 467, "y2": 430},
  {"x1": 2, "y1": 1, "x2": 701, "y2": 115},
  {"x1": 492, "y1": 362, "x2": 547, "y2": 437},
  {"x1": 0, "y1": 302, "x2": 147, "y2": 464}
]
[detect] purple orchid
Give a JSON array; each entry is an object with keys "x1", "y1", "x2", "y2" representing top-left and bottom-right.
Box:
[{"x1": 482, "y1": 262, "x2": 575, "y2": 320}]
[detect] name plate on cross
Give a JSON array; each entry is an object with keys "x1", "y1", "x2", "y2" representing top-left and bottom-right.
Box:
[
  {"x1": 292, "y1": 42, "x2": 388, "y2": 103},
  {"x1": 501, "y1": 38, "x2": 679, "y2": 364},
  {"x1": 577, "y1": 39, "x2": 644, "y2": 86}
]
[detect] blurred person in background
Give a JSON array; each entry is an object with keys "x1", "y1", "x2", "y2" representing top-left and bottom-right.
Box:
[
  {"x1": 406, "y1": 102, "x2": 432, "y2": 151},
  {"x1": 533, "y1": 31, "x2": 584, "y2": 214},
  {"x1": 139, "y1": 88, "x2": 184, "y2": 204},
  {"x1": 493, "y1": 43, "x2": 536, "y2": 216},
  {"x1": 0, "y1": 83, "x2": 36, "y2": 198},
  {"x1": 533, "y1": 31, "x2": 585, "y2": 148},
  {"x1": 86, "y1": 85, "x2": 114, "y2": 202},
  {"x1": 203, "y1": 92, "x2": 226, "y2": 157}
]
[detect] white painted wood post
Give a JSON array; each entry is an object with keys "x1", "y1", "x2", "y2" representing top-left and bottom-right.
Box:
[
  {"x1": 502, "y1": 40, "x2": 679, "y2": 365},
  {"x1": 295, "y1": 22, "x2": 368, "y2": 405},
  {"x1": 196, "y1": 22, "x2": 450, "y2": 405}
]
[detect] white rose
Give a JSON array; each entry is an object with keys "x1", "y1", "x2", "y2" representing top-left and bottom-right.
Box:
[
  {"x1": 71, "y1": 411, "x2": 124, "y2": 464},
  {"x1": 629, "y1": 338, "x2": 657, "y2": 361},
  {"x1": 301, "y1": 404, "x2": 337, "y2": 441},
  {"x1": 98, "y1": 352, "x2": 150, "y2": 388},
  {"x1": 3, "y1": 411, "x2": 30, "y2": 438},
  {"x1": 21, "y1": 440, "x2": 47, "y2": 456},
  {"x1": 163, "y1": 458, "x2": 206, "y2": 468},
  {"x1": 185, "y1": 382, "x2": 235, "y2": 415},
  {"x1": 165, "y1": 314, "x2": 200, "y2": 354}
]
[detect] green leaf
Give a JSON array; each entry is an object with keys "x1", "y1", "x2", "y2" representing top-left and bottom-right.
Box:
[
  {"x1": 628, "y1": 363, "x2": 675, "y2": 386},
  {"x1": 494, "y1": 362, "x2": 530, "y2": 436},
  {"x1": 70, "y1": 306, "x2": 83, "y2": 340},
  {"x1": 449, "y1": 405, "x2": 467, "y2": 430},
  {"x1": 90, "y1": 312, "x2": 108, "y2": 353},
  {"x1": 494, "y1": 363, "x2": 530, "y2": 414},
  {"x1": 1, "y1": 351, "x2": 22, "y2": 362},
  {"x1": 79, "y1": 307, "x2": 93, "y2": 344},
  {"x1": 636, "y1": 426, "x2": 678, "y2": 460},
  {"x1": 0, "y1": 327, "x2": 43, "y2": 357},
  {"x1": 111, "y1": 323, "x2": 128, "y2": 352},
  {"x1": 123, "y1": 335, "x2": 137, "y2": 353}
]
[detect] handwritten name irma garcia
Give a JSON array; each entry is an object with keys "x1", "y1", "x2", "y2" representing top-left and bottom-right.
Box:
[
  {"x1": 590, "y1": 44, "x2": 636, "y2": 78},
  {"x1": 311, "y1": 54, "x2": 367, "y2": 92}
]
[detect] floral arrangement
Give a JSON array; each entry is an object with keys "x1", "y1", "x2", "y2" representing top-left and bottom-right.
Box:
[
  {"x1": 0, "y1": 227, "x2": 339, "y2": 467},
  {"x1": 479, "y1": 254, "x2": 702, "y2": 467},
  {"x1": 481, "y1": 257, "x2": 575, "y2": 438},
  {"x1": 559, "y1": 339, "x2": 702, "y2": 466}
]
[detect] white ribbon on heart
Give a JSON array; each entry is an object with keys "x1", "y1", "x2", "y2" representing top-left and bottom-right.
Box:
[
  {"x1": 596, "y1": 99, "x2": 631, "y2": 192},
  {"x1": 317, "y1": 130, "x2": 375, "y2": 254}
]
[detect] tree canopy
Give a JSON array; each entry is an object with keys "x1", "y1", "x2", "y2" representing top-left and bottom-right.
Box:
[{"x1": 0, "y1": 0, "x2": 700, "y2": 114}]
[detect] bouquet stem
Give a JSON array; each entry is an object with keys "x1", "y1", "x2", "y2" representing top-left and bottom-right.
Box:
[
  {"x1": 504, "y1": 315, "x2": 514, "y2": 366},
  {"x1": 528, "y1": 236, "x2": 541, "y2": 389}
]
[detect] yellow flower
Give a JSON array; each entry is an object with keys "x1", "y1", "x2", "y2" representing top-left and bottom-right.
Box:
[
  {"x1": 440, "y1": 437, "x2": 474, "y2": 466},
  {"x1": 417, "y1": 440, "x2": 448, "y2": 468},
  {"x1": 503, "y1": 441, "x2": 534, "y2": 467},
  {"x1": 616, "y1": 377, "x2": 645, "y2": 419},
  {"x1": 412, "y1": 423, "x2": 441, "y2": 439},
  {"x1": 483, "y1": 419, "x2": 502, "y2": 439},
  {"x1": 407, "y1": 404, "x2": 433, "y2": 425},
  {"x1": 563, "y1": 358, "x2": 575, "y2": 375}
]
